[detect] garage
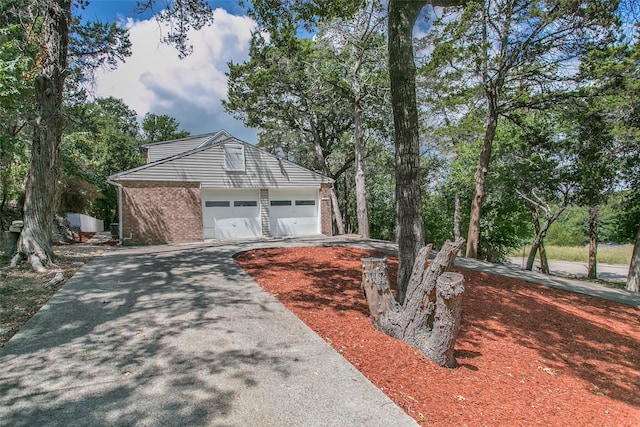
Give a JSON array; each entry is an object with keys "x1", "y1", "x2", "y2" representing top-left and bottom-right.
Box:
[
  {"x1": 269, "y1": 189, "x2": 319, "y2": 237},
  {"x1": 202, "y1": 189, "x2": 261, "y2": 239},
  {"x1": 110, "y1": 134, "x2": 333, "y2": 245}
]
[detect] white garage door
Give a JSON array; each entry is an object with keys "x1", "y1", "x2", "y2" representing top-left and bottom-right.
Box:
[
  {"x1": 202, "y1": 189, "x2": 261, "y2": 239},
  {"x1": 269, "y1": 189, "x2": 319, "y2": 237}
]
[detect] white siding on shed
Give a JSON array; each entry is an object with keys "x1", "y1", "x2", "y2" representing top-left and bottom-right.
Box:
[{"x1": 65, "y1": 213, "x2": 104, "y2": 232}]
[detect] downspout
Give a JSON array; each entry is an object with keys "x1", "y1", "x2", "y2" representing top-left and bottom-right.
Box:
[{"x1": 107, "y1": 178, "x2": 124, "y2": 244}]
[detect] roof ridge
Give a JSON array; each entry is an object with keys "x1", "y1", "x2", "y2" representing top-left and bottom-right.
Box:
[{"x1": 141, "y1": 132, "x2": 218, "y2": 148}]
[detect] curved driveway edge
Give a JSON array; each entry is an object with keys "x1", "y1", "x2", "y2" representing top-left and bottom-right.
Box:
[
  {"x1": 2, "y1": 235, "x2": 637, "y2": 427},
  {"x1": 1, "y1": 239, "x2": 417, "y2": 427}
]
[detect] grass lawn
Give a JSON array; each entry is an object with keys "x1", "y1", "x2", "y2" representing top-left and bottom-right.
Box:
[{"x1": 511, "y1": 244, "x2": 633, "y2": 265}]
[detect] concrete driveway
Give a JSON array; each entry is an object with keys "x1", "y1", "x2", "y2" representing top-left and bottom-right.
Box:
[{"x1": 0, "y1": 239, "x2": 417, "y2": 427}]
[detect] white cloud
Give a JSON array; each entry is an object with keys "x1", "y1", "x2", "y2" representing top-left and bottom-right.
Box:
[{"x1": 94, "y1": 8, "x2": 258, "y2": 142}]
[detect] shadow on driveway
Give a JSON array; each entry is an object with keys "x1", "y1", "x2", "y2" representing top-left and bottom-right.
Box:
[{"x1": 0, "y1": 242, "x2": 416, "y2": 427}]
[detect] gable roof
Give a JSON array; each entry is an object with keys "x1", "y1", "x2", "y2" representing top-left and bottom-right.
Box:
[
  {"x1": 141, "y1": 130, "x2": 233, "y2": 163},
  {"x1": 111, "y1": 136, "x2": 333, "y2": 189}
]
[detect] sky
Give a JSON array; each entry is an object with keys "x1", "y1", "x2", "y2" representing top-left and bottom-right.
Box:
[{"x1": 81, "y1": 1, "x2": 259, "y2": 142}]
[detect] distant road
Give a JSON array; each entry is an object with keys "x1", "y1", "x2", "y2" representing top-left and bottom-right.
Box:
[{"x1": 507, "y1": 257, "x2": 629, "y2": 283}]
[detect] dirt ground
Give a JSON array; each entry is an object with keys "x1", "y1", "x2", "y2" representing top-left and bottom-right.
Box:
[
  {"x1": 236, "y1": 246, "x2": 640, "y2": 426},
  {"x1": 0, "y1": 234, "x2": 117, "y2": 347}
]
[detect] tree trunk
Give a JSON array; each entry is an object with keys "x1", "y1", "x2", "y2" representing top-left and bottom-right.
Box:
[
  {"x1": 531, "y1": 210, "x2": 550, "y2": 274},
  {"x1": 587, "y1": 205, "x2": 599, "y2": 280},
  {"x1": 466, "y1": 88, "x2": 498, "y2": 259},
  {"x1": 538, "y1": 240, "x2": 550, "y2": 274},
  {"x1": 525, "y1": 205, "x2": 566, "y2": 272},
  {"x1": 329, "y1": 187, "x2": 346, "y2": 235},
  {"x1": 388, "y1": 0, "x2": 427, "y2": 303},
  {"x1": 11, "y1": 0, "x2": 71, "y2": 272},
  {"x1": 526, "y1": 209, "x2": 546, "y2": 273},
  {"x1": 309, "y1": 121, "x2": 346, "y2": 234},
  {"x1": 627, "y1": 223, "x2": 640, "y2": 292},
  {"x1": 361, "y1": 238, "x2": 466, "y2": 368},
  {"x1": 454, "y1": 196, "x2": 462, "y2": 255},
  {"x1": 354, "y1": 96, "x2": 370, "y2": 238}
]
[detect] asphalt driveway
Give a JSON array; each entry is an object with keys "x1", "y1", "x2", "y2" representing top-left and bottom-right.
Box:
[{"x1": 0, "y1": 240, "x2": 417, "y2": 427}]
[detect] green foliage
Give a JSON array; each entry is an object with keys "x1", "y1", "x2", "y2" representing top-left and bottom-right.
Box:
[
  {"x1": 134, "y1": 0, "x2": 214, "y2": 58},
  {"x1": 62, "y1": 98, "x2": 145, "y2": 222},
  {"x1": 545, "y1": 206, "x2": 589, "y2": 246},
  {"x1": 240, "y1": 0, "x2": 361, "y2": 38},
  {"x1": 477, "y1": 190, "x2": 532, "y2": 263},
  {"x1": 141, "y1": 113, "x2": 190, "y2": 143},
  {"x1": 0, "y1": 8, "x2": 33, "y2": 215},
  {"x1": 68, "y1": 4, "x2": 131, "y2": 82},
  {"x1": 422, "y1": 192, "x2": 455, "y2": 247},
  {"x1": 425, "y1": 126, "x2": 534, "y2": 261},
  {"x1": 224, "y1": 33, "x2": 353, "y2": 176},
  {"x1": 365, "y1": 139, "x2": 395, "y2": 241}
]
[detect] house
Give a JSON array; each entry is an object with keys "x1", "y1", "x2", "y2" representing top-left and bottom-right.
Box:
[{"x1": 108, "y1": 130, "x2": 333, "y2": 245}]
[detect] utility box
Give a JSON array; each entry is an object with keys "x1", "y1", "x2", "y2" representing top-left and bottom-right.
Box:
[
  {"x1": 2, "y1": 231, "x2": 19, "y2": 256},
  {"x1": 2, "y1": 221, "x2": 23, "y2": 256},
  {"x1": 110, "y1": 223, "x2": 120, "y2": 239}
]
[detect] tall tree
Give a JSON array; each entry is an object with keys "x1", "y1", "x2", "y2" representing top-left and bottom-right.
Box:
[
  {"x1": 422, "y1": 0, "x2": 619, "y2": 259},
  {"x1": 388, "y1": 0, "x2": 428, "y2": 303},
  {"x1": 569, "y1": 107, "x2": 617, "y2": 279},
  {"x1": 0, "y1": 6, "x2": 32, "y2": 218},
  {"x1": 314, "y1": 1, "x2": 388, "y2": 238},
  {"x1": 495, "y1": 114, "x2": 574, "y2": 271},
  {"x1": 240, "y1": 0, "x2": 466, "y2": 296},
  {"x1": 8, "y1": 0, "x2": 211, "y2": 270},
  {"x1": 578, "y1": 5, "x2": 639, "y2": 289},
  {"x1": 224, "y1": 32, "x2": 353, "y2": 233},
  {"x1": 64, "y1": 97, "x2": 145, "y2": 222},
  {"x1": 10, "y1": 0, "x2": 73, "y2": 271},
  {"x1": 141, "y1": 112, "x2": 190, "y2": 143},
  {"x1": 388, "y1": 0, "x2": 467, "y2": 301}
]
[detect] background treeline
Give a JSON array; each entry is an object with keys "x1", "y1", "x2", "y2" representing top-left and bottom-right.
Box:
[{"x1": 1, "y1": 0, "x2": 638, "y2": 272}]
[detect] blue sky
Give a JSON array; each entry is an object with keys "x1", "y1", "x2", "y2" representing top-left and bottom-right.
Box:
[
  {"x1": 80, "y1": 1, "x2": 259, "y2": 141},
  {"x1": 82, "y1": 1, "x2": 247, "y2": 22}
]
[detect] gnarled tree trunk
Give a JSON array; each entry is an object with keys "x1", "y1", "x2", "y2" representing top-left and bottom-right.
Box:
[
  {"x1": 361, "y1": 238, "x2": 465, "y2": 368},
  {"x1": 11, "y1": 0, "x2": 71, "y2": 272}
]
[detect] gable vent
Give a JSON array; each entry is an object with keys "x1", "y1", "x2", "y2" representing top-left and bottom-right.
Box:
[{"x1": 224, "y1": 144, "x2": 245, "y2": 172}]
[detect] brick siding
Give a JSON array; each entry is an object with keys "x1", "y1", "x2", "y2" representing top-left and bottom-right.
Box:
[{"x1": 121, "y1": 181, "x2": 203, "y2": 245}]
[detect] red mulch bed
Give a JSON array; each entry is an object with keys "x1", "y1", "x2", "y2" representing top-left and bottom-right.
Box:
[{"x1": 235, "y1": 246, "x2": 640, "y2": 426}]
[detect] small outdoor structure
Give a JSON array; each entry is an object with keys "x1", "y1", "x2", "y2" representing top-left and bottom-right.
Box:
[
  {"x1": 1, "y1": 221, "x2": 23, "y2": 256},
  {"x1": 109, "y1": 130, "x2": 333, "y2": 245},
  {"x1": 65, "y1": 213, "x2": 104, "y2": 233}
]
